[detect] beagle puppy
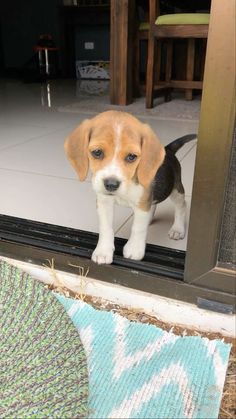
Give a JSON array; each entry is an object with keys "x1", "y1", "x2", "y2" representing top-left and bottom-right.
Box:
[{"x1": 65, "y1": 111, "x2": 196, "y2": 264}]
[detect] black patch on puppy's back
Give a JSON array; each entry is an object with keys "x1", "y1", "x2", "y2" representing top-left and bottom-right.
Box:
[
  {"x1": 152, "y1": 150, "x2": 183, "y2": 204},
  {"x1": 152, "y1": 134, "x2": 196, "y2": 204}
]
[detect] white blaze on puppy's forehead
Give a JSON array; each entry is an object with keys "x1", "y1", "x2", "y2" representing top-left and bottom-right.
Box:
[
  {"x1": 102, "y1": 121, "x2": 124, "y2": 178},
  {"x1": 113, "y1": 121, "x2": 123, "y2": 155},
  {"x1": 91, "y1": 123, "x2": 126, "y2": 194}
]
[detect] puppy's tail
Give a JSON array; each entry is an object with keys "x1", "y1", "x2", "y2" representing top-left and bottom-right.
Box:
[{"x1": 165, "y1": 134, "x2": 197, "y2": 154}]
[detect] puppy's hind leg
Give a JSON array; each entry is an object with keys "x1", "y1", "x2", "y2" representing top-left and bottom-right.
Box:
[{"x1": 168, "y1": 189, "x2": 187, "y2": 240}]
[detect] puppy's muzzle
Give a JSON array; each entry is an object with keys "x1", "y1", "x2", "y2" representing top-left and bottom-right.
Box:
[{"x1": 104, "y1": 177, "x2": 121, "y2": 192}]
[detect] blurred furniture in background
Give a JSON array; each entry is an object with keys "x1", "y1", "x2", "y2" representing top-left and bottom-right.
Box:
[
  {"x1": 145, "y1": 0, "x2": 210, "y2": 108},
  {"x1": 59, "y1": 3, "x2": 110, "y2": 77},
  {"x1": 34, "y1": 35, "x2": 59, "y2": 78},
  {"x1": 110, "y1": 0, "x2": 136, "y2": 105},
  {"x1": 133, "y1": 21, "x2": 149, "y2": 97},
  {"x1": 110, "y1": 0, "x2": 210, "y2": 105}
]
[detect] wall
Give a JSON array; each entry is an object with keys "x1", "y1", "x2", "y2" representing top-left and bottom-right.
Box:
[
  {"x1": 0, "y1": 0, "x2": 61, "y2": 70},
  {"x1": 75, "y1": 26, "x2": 109, "y2": 61}
]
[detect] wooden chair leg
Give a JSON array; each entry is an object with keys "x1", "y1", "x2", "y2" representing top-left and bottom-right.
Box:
[
  {"x1": 165, "y1": 40, "x2": 173, "y2": 82},
  {"x1": 200, "y1": 39, "x2": 207, "y2": 81},
  {"x1": 154, "y1": 40, "x2": 161, "y2": 84},
  {"x1": 133, "y1": 34, "x2": 141, "y2": 97},
  {"x1": 165, "y1": 39, "x2": 173, "y2": 102},
  {"x1": 186, "y1": 39, "x2": 195, "y2": 100},
  {"x1": 146, "y1": 35, "x2": 156, "y2": 108}
]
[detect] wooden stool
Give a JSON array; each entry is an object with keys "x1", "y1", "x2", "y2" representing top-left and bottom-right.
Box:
[{"x1": 146, "y1": 0, "x2": 209, "y2": 108}]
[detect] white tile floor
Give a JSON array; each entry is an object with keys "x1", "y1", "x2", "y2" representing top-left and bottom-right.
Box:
[{"x1": 0, "y1": 78, "x2": 199, "y2": 251}]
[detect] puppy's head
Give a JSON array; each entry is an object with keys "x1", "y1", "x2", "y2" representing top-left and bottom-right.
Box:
[{"x1": 64, "y1": 111, "x2": 165, "y2": 195}]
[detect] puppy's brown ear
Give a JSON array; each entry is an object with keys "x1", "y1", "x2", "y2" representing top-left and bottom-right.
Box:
[
  {"x1": 64, "y1": 119, "x2": 92, "y2": 181},
  {"x1": 137, "y1": 124, "x2": 165, "y2": 188}
]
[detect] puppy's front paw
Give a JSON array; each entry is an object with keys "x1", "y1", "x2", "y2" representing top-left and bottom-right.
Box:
[
  {"x1": 92, "y1": 245, "x2": 114, "y2": 265},
  {"x1": 168, "y1": 226, "x2": 185, "y2": 240},
  {"x1": 123, "y1": 240, "x2": 145, "y2": 261}
]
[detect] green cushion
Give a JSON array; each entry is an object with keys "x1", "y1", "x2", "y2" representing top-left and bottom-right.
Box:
[
  {"x1": 139, "y1": 22, "x2": 150, "y2": 31},
  {"x1": 156, "y1": 13, "x2": 210, "y2": 25}
]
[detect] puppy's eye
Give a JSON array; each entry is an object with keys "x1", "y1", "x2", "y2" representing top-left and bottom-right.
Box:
[
  {"x1": 125, "y1": 153, "x2": 137, "y2": 163},
  {"x1": 91, "y1": 149, "x2": 104, "y2": 159}
]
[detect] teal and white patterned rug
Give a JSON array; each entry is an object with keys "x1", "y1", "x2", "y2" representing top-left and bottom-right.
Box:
[{"x1": 57, "y1": 294, "x2": 231, "y2": 419}]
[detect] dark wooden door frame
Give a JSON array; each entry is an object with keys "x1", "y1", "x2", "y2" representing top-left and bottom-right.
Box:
[{"x1": 184, "y1": 0, "x2": 235, "y2": 295}]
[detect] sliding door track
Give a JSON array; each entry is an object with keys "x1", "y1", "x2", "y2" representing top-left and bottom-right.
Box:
[{"x1": 0, "y1": 215, "x2": 185, "y2": 280}]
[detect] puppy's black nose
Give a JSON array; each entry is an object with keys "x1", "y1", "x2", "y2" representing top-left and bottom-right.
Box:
[{"x1": 104, "y1": 177, "x2": 121, "y2": 192}]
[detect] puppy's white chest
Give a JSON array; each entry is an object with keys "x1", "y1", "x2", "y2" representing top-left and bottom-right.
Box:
[{"x1": 115, "y1": 182, "x2": 144, "y2": 208}]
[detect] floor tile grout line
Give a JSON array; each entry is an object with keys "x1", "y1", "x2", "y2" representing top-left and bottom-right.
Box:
[
  {"x1": 115, "y1": 194, "x2": 192, "y2": 234},
  {"x1": 115, "y1": 213, "x2": 133, "y2": 235},
  {"x1": 0, "y1": 168, "x2": 194, "y2": 195},
  {"x1": 0, "y1": 121, "x2": 61, "y2": 129},
  {"x1": 58, "y1": 98, "x2": 200, "y2": 123},
  {"x1": 0, "y1": 167, "x2": 92, "y2": 183},
  {"x1": 0, "y1": 126, "x2": 71, "y2": 153},
  {"x1": 59, "y1": 110, "x2": 200, "y2": 124},
  {"x1": 0, "y1": 164, "x2": 193, "y2": 201},
  {"x1": 179, "y1": 142, "x2": 197, "y2": 162}
]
